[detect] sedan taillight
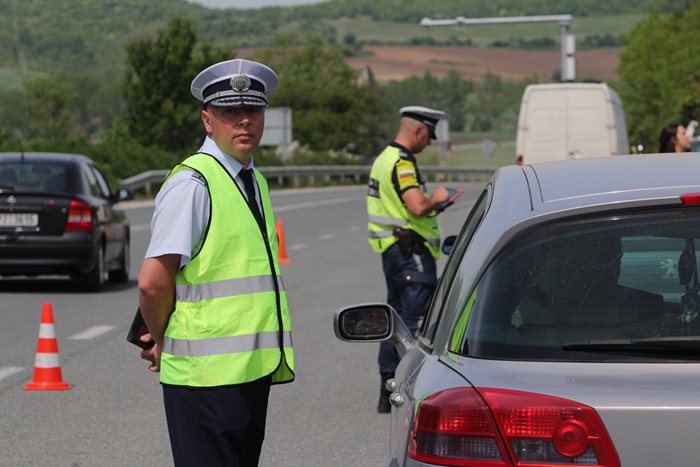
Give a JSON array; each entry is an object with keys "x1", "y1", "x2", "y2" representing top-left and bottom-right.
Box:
[
  {"x1": 66, "y1": 200, "x2": 94, "y2": 231},
  {"x1": 408, "y1": 387, "x2": 619, "y2": 467}
]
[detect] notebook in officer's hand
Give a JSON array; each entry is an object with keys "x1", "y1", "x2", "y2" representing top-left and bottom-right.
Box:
[{"x1": 127, "y1": 307, "x2": 154, "y2": 350}]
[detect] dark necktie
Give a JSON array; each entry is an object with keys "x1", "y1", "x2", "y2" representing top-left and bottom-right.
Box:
[{"x1": 239, "y1": 168, "x2": 264, "y2": 229}]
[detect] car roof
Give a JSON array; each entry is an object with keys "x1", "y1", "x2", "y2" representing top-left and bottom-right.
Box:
[
  {"x1": 514, "y1": 154, "x2": 700, "y2": 212},
  {"x1": 0, "y1": 152, "x2": 90, "y2": 165}
]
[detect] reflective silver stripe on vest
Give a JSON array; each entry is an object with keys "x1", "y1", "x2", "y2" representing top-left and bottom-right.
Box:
[
  {"x1": 368, "y1": 230, "x2": 440, "y2": 246},
  {"x1": 163, "y1": 330, "x2": 293, "y2": 357},
  {"x1": 426, "y1": 237, "x2": 440, "y2": 248},
  {"x1": 368, "y1": 214, "x2": 407, "y2": 227},
  {"x1": 368, "y1": 230, "x2": 395, "y2": 239},
  {"x1": 176, "y1": 274, "x2": 285, "y2": 302}
]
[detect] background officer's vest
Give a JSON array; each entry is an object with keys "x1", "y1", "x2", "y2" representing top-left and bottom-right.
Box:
[
  {"x1": 367, "y1": 146, "x2": 440, "y2": 259},
  {"x1": 160, "y1": 153, "x2": 295, "y2": 387}
]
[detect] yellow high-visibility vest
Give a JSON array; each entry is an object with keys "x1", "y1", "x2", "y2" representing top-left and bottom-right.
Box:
[
  {"x1": 367, "y1": 145, "x2": 440, "y2": 259},
  {"x1": 160, "y1": 153, "x2": 295, "y2": 387}
]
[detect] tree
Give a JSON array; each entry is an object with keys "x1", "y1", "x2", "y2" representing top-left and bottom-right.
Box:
[
  {"x1": 255, "y1": 34, "x2": 387, "y2": 158},
  {"x1": 437, "y1": 71, "x2": 471, "y2": 132},
  {"x1": 23, "y1": 76, "x2": 79, "y2": 141},
  {"x1": 618, "y1": 3, "x2": 700, "y2": 149},
  {"x1": 380, "y1": 71, "x2": 473, "y2": 132},
  {"x1": 464, "y1": 73, "x2": 529, "y2": 132},
  {"x1": 0, "y1": 87, "x2": 28, "y2": 142},
  {"x1": 121, "y1": 17, "x2": 229, "y2": 154}
]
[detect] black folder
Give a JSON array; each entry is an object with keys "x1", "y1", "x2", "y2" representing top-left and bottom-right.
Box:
[{"x1": 126, "y1": 308, "x2": 154, "y2": 350}]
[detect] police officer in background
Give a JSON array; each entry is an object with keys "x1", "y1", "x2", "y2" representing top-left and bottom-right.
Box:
[
  {"x1": 367, "y1": 106, "x2": 450, "y2": 413},
  {"x1": 137, "y1": 58, "x2": 295, "y2": 466}
]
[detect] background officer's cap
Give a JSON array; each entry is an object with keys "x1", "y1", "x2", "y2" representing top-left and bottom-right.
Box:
[
  {"x1": 400, "y1": 106, "x2": 446, "y2": 140},
  {"x1": 191, "y1": 58, "x2": 279, "y2": 108}
]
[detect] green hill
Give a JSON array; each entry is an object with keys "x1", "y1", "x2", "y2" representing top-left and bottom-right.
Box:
[{"x1": 0, "y1": 0, "x2": 655, "y2": 84}]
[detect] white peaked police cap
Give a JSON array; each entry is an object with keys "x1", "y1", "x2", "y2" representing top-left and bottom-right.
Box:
[
  {"x1": 399, "y1": 105, "x2": 446, "y2": 139},
  {"x1": 191, "y1": 58, "x2": 279, "y2": 107}
]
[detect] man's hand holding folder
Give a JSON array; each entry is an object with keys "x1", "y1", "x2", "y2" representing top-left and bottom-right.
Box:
[{"x1": 126, "y1": 308, "x2": 155, "y2": 350}]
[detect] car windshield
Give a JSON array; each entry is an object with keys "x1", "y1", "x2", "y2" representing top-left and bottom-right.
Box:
[{"x1": 455, "y1": 207, "x2": 700, "y2": 362}]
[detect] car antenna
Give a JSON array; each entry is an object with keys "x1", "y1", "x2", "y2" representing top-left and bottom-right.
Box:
[{"x1": 14, "y1": 129, "x2": 25, "y2": 164}]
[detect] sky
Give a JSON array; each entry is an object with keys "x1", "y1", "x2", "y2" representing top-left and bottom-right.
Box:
[{"x1": 187, "y1": 0, "x2": 326, "y2": 8}]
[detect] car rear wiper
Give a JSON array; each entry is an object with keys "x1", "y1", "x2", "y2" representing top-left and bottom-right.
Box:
[{"x1": 562, "y1": 336, "x2": 700, "y2": 352}]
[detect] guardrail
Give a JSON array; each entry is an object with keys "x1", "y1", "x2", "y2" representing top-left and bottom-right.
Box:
[{"x1": 120, "y1": 165, "x2": 497, "y2": 196}]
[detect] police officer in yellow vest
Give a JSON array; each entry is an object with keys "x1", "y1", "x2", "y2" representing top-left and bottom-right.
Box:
[
  {"x1": 368, "y1": 106, "x2": 450, "y2": 413},
  {"x1": 137, "y1": 58, "x2": 294, "y2": 466}
]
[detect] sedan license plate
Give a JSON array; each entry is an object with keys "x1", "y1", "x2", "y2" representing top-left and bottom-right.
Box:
[{"x1": 0, "y1": 213, "x2": 38, "y2": 227}]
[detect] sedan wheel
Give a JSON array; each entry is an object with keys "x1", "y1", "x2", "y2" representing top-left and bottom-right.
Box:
[
  {"x1": 82, "y1": 244, "x2": 105, "y2": 292},
  {"x1": 108, "y1": 240, "x2": 130, "y2": 283}
]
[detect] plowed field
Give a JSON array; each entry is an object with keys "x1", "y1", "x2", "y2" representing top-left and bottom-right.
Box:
[{"x1": 345, "y1": 45, "x2": 621, "y2": 82}]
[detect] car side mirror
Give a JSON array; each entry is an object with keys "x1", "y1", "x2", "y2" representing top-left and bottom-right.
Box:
[
  {"x1": 442, "y1": 235, "x2": 457, "y2": 255},
  {"x1": 335, "y1": 304, "x2": 392, "y2": 340},
  {"x1": 115, "y1": 188, "x2": 134, "y2": 202},
  {"x1": 334, "y1": 303, "x2": 415, "y2": 357}
]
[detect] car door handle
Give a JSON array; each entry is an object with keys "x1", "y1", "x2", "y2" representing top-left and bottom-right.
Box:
[{"x1": 389, "y1": 392, "x2": 405, "y2": 407}]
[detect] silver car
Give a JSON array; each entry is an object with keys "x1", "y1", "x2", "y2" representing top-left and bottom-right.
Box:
[{"x1": 335, "y1": 154, "x2": 700, "y2": 467}]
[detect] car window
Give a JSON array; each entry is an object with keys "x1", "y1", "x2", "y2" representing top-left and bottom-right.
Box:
[
  {"x1": 89, "y1": 164, "x2": 112, "y2": 198},
  {"x1": 451, "y1": 207, "x2": 700, "y2": 362},
  {"x1": 84, "y1": 164, "x2": 108, "y2": 198},
  {"x1": 0, "y1": 163, "x2": 67, "y2": 193},
  {"x1": 419, "y1": 187, "x2": 490, "y2": 343}
]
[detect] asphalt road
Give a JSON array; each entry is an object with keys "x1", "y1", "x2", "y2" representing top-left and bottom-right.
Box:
[{"x1": 0, "y1": 182, "x2": 484, "y2": 466}]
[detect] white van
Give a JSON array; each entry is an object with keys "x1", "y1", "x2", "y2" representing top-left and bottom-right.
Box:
[{"x1": 515, "y1": 83, "x2": 629, "y2": 165}]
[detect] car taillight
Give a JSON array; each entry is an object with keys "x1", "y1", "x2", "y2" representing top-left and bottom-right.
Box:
[
  {"x1": 516, "y1": 154, "x2": 524, "y2": 165},
  {"x1": 408, "y1": 387, "x2": 620, "y2": 467},
  {"x1": 66, "y1": 200, "x2": 94, "y2": 231}
]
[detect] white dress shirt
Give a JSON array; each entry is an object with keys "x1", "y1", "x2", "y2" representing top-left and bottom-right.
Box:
[{"x1": 145, "y1": 136, "x2": 260, "y2": 268}]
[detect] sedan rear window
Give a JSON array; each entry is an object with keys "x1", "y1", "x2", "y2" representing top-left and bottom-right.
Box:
[
  {"x1": 0, "y1": 164, "x2": 68, "y2": 193},
  {"x1": 453, "y1": 208, "x2": 700, "y2": 362}
]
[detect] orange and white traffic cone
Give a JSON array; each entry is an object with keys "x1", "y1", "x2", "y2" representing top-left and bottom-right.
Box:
[
  {"x1": 276, "y1": 218, "x2": 291, "y2": 265},
  {"x1": 24, "y1": 302, "x2": 71, "y2": 391}
]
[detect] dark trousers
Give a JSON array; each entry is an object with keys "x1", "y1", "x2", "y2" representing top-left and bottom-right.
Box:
[
  {"x1": 162, "y1": 376, "x2": 272, "y2": 467},
  {"x1": 378, "y1": 244, "x2": 437, "y2": 375}
]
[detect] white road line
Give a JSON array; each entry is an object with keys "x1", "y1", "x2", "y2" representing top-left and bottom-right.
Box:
[
  {"x1": 131, "y1": 224, "x2": 150, "y2": 233},
  {"x1": 0, "y1": 366, "x2": 24, "y2": 381},
  {"x1": 289, "y1": 243, "x2": 307, "y2": 251},
  {"x1": 274, "y1": 196, "x2": 359, "y2": 213},
  {"x1": 69, "y1": 325, "x2": 114, "y2": 340},
  {"x1": 349, "y1": 225, "x2": 361, "y2": 231},
  {"x1": 320, "y1": 234, "x2": 335, "y2": 240}
]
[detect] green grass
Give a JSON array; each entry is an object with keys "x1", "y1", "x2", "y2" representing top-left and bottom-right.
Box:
[
  {"x1": 328, "y1": 13, "x2": 645, "y2": 46},
  {"x1": 421, "y1": 139, "x2": 517, "y2": 168},
  {"x1": 0, "y1": 69, "x2": 25, "y2": 91},
  {"x1": 0, "y1": 68, "x2": 48, "y2": 92}
]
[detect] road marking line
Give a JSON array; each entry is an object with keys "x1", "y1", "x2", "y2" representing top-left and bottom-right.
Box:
[
  {"x1": 349, "y1": 225, "x2": 361, "y2": 231},
  {"x1": 274, "y1": 196, "x2": 359, "y2": 213},
  {"x1": 131, "y1": 224, "x2": 150, "y2": 233},
  {"x1": 0, "y1": 366, "x2": 24, "y2": 381},
  {"x1": 69, "y1": 325, "x2": 114, "y2": 340},
  {"x1": 320, "y1": 234, "x2": 335, "y2": 240},
  {"x1": 289, "y1": 243, "x2": 307, "y2": 251}
]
